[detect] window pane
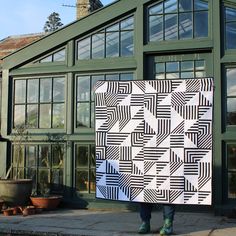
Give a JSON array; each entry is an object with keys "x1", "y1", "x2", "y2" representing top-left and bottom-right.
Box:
[
  {"x1": 227, "y1": 68, "x2": 236, "y2": 96},
  {"x1": 121, "y1": 17, "x2": 134, "y2": 30},
  {"x1": 194, "y1": 11, "x2": 208, "y2": 37},
  {"x1": 121, "y1": 31, "x2": 134, "y2": 56},
  {"x1": 90, "y1": 145, "x2": 96, "y2": 167},
  {"x1": 181, "y1": 71, "x2": 194, "y2": 78},
  {"x1": 38, "y1": 169, "x2": 51, "y2": 193},
  {"x1": 227, "y1": 98, "x2": 236, "y2": 125},
  {"x1": 27, "y1": 79, "x2": 39, "y2": 103},
  {"x1": 39, "y1": 104, "x2": 51, "y2": 128},
  {"x1": 226, "y1": 23, "x2": 236, "y2": 49},
  {"x1": 194, "y1": 0, "x2": 208, "y2": 11},
  {"x1": 195, "y1": 60, "x2": 205, "y2": 70},
  {"x1": 149, "y1": 15, "x2": 163, "y2": 41},
  {"x1": 179, "y1": 0, "x2": 192, "y2": 12},
  {"x1": 228, "y1": 144, "x2": 236, "y2": 170},
  {"x1": 165, "y1": 14, "x2": 178, "y2": 40},
  {"x1": 91, "y1": 75, "x2": 104, "y2": 101},
  {"x1": 76, "y1": 170, "x2": 88, "y2": 191},
  {"x1": 106, "y1": 32, "x2": 119, "y2": 57},
  {"x1": 164, "y1": 0, "x2": 178, "y2": 13},
  {"x1": 166, "y1": 62, "x2": 179, "y2": 72},
  {"x1": 149, "y1": 3, "x2": 163, "y2": 14},
  {"x1": 181, "y1": 61, "x2": 194, "y2": 71},
  {"x1": 39, "y1": 145, "x2": 50, "y2": 167},
  {"x1": 77, "y1": 102, "x2": 90, "y2": 127},
  {"x1": 77, "y1": 76, "x2": 90, "y2": 101},
  {"x1": 226, "y1": 7, "x2": 236, "y2": 22},
  {"x1": 76, "y1": 145, "x2": 89, "y2": 167},
  {"x1": 40, "y1": 79, "x2": 52, "y2": 102},
  {"x1": 15, "y1": 80, "x2": 26, "y2": 103},
  {"x1": 92, "y1": 33, "x2": 105, "y2": 59},
  {"x1": 53, "y1": 77, "x2": 65, "y2": 102},
  {"x1": 78, "y1": 37, "x2": 90, "y2": 60},
  {"x1": 120, "y1": 73, "x2": 134, "y2": 81},
  {"x1": 53, "y1": 49, "x2": 65, "y2": 62},
  {"x1": 166, "y1": 72, "x2": 179, "y2": 79},
  {"x1": 13, "y1": 145, "x2": 24, "y2": 168},
  {"x1": 106, "y1": 23, "x2": 119, "y2": 32},
  {"x1": 27, "y1": 104, "x2": 38, "y2": 128},
  {"x1": 179, "y1": 13, "x2": 192, "y2": 39},
  {"x1": 228, "y1": 172, "x2": 236, "y2": 198},
  {"x1": 52, "y1": 104, "x2": 64, "y2": 128},
  {"x1": 156, "y1": 63, "x2": 165, "y2": 73},
  {"x1": 156, "y1": 73, "x2": 165, "y2": 80},
  {"x1": 106, "y1": 74, "x2": 119, "y2": 80},
  {"x1": 91, "y1": 102, "x2": 95, "y2": 128},
  {"x1": 52, "y1": 144, "x2": 64, "y2": 167},
  {"x1": 26, "y1": 146, "x2": 37, "y2": 168},
  {"x1": 40, "y1": 55, "x2": 52, "y2": 63},
  {"x1": 195, "y1": 71, "x2": 206, "y2": 77},
  {"x1": 14, "y1": 105, "x2": 25, "y2": 127}
]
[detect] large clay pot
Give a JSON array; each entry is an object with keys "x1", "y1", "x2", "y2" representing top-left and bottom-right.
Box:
[
  {"x1": 0, "y1": 179, "x2": 32, "y2": 206},
  {"x1": 30, "y1": 195, "x2": 62, "y2": 210}
]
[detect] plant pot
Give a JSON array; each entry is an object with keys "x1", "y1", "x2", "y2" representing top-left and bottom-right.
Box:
[
  {"x1": 2, "y1": 208, "x2": 13, "y2": 216},
  {"x1": 30, "y1": 195, "x2": 62, "y2": 210},
  {"x1": 0, "y1": 179, "x2": 32, "y2": 206}
]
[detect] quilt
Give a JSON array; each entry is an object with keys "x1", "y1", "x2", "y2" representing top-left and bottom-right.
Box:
[{"x1": 95, "y1": 78, "x2": 213, "y2": 205}]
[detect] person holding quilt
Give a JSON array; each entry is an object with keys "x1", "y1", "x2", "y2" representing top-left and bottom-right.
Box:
[{"x1": 138, "y1": 203, "x2": 175, "y2": 235}]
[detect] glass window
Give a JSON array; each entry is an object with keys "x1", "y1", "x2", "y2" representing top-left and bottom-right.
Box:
[
  {"x1": 227, "y1": 144, "x2": 236, "y2": 199},
  {"x1": 13, "y1": 77, "x2": 65, "y2": 129},
  {"x1": 155, "y1": 59, "x2": 206, "y2": 80},
  {"x1": 226, "y1": 68, "x2": 236, "y2": 126},
  {"x1": 76, "y1": 73, "x2": 134, "y2": 129},
  {"x1": 148, "y1": 0, "x2": 208, "y2": 42},
  {"x1": 225, "y1": 6, "x2": 236, "y2": 49},
  {"x1": 75, "y1": 144, "x2": 95, "y2": 193},
  {"x1": 77, "y1": 16, "x2": 134, "y2": 59},
  {"x1": 39, "y1": 49, "x2": 66, "y2": 63}
]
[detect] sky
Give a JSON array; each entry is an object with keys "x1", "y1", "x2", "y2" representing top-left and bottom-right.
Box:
[{"x1": 0, "y1": 0, "x2": 114, "y2": 40}]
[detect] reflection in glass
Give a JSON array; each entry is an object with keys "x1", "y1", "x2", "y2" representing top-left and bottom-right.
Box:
[
  {"x1": 53, "y1": 49, "x2": 65, "y2": 62},
  {"x1": 106, "y1": 32, "x2": 119, "y2": 57},
  {"x1": 227, "y1": 98, "x2": 236, "y2": 125},
  {"x1": 40, "y1": 79, "x2": 52, "y2": 102},
  {"x1": 226, "y1": 7, "x2": 236, "y2": 21},
  {"x1": 166, "y1": 62, "x2": 179, "y2": 72},
  {"x1": 14, "y1": 105, "x2": 25, "y2": 127},
  {"x1": 226, "y1": 23, "x2": 236, "y2": 49},
  {"x1": 106, "y1": 23, "x2": 119, "y2": 32},
  {"x1": 39, "y1": 104, "x2": 51, "y2": 128},
  {"x1": 179, "y1": 13, "x2": 192, "y2": 39},
  {"x1": 120, "y1": 73, "x2": 134, "y2": 81},
  {"x1": 78, "y1": 37, "x2": 90, "y2": 59},
  {"x1": 181, "y1": 61, "x2": 194, "y2": 71},
  {"x1": 53, "y1": 104, "x2": 64, "y2": 128},
  {"x1": 227, "y1": 68, "x2": 236, "y2": 96},
  {"x1": 76, "y1": 170, "x2": 88, "y2": 191},
  {"x1": 121, "y1": 31, "x2": 134, "y2": 56},
  {"x1": 149, "y1": 3, "x2": 163, "y2": 14},
  {"x1": 77, "y1": 102, "x2": 90, "y2": 127},
  {"x1": 27, "y1": 104, "x2": 38, "y2": 128},
  {"x1": 76, "y1": 145, "x2": 89, "y2": 167},
  {"x1": 91, "y1": 102, "x2": 95, "y2": 128},
  {"x1": 15, "y1": 80, "x2": 26, "y2": 103},
  {"x1": 194, "y1": 12, "x2": 208, "y2": 37},
  {"x1": 149, "y1": 15, "x2": 163, "y2": 41},
  {"x1": 53, "y1": 78, "x2": 65, "y2": 102},
  {"x1": 228, "y1": 172, "x2": 236, "y2": 198},
  {"x1": 166, "y1": 72, "x2": 179, "y2": 79},
  {"x1": 77, "y1": 76, "x2": 90, "y2": 101},
  {"x1": 195, "y1": 60, "x2": 205, "y2": 70},
  {"x1": 121, "y1": 17, "x2": 134, "y2": 30},
  {"x1": 106, "y1": 74, "x2": 119, "y2": 80},
  {"x1": 165, "y1": 14, "x2": 178, "y2": 40},
  {"x1": 92, "y1": 33, "x2": 105, "y2": 59},
  {"x1": 164, "y1": 0, "x2": 177, "y2": 13},
  {"x1": 26, "y1": 146, "x2": 37, "y2": 168},
  {"x1": 228, "y1": 144, "x2": 236, "y2": 170},
  {"x1": 194, "y1": 0, "x2": 208, "y2": 11},
  {"x1": 27, "y1": 79, "x2": 39, "y2": 103},
  {"x1": 40, "y1": 55, "x2": 52, "y2": 63},
  {"x1": 179, "y1": 0, "x2": 192, "y2": 12},
  {"x1": 181, "y1": 71, "x2": 194, "y2": 78}
]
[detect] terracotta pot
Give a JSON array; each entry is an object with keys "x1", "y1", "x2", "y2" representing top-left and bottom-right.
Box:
[
  {"x1": 2, "y1": 208, "x2": 13, "y2": 216},
  {"x1": 30, "y1": 195, "x2": 62, "y2": 210},
  {"x1": 22, "y1": 206, "x2": 36, "y2": 216},
  {"x1": 12, "y1": 206, "x2": 20, "y2": 215}
]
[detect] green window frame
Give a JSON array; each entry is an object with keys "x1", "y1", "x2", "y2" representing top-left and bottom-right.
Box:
[
  {"x1": 35, "y1": 48, "x2": 66, "y2": 63},
  {"x1": 77, "y1": 16, "x2": 134, "y2": 60},
  {"x1": 224, "y1": 5, "x2": 236, "y2": 50},
  {"x1": 13, "y1": 77, "x2": 66, "y2": 129},
  {"x1": 75, "y1": 73, "x2": 134, "y2": 129},
  {"x1": 12, "y1": 143, "x2": 65, "y2": 195},
  {"x1": 74, "y1": 144, "x2": 95, "y2": 194},
  {"x1": 225, "y1": 67, "x2": 236, "y2": 126},
  {"x1": 148, "y1": 0, "x2": 209, "y2": 42}
]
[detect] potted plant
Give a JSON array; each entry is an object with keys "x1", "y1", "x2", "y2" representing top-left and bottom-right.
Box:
[
  {"x1": 30, "y1": 133, "x2": 65, "y2": 210},
  {"x1": 0, "y1": 125, "x2": 33, "y2": 206}
]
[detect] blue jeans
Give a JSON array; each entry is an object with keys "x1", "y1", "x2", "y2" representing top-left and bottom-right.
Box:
[{"x1": 140, "y1": 203, "x2": 175, "y2": 222}]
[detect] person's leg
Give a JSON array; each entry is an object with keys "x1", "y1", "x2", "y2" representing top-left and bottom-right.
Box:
[
  {"x1": 160, "y1": 204, "x2": 175, "y2": 235},
  {"x1": 138, "y1": 203, "x2": 153, "y2": 234}
]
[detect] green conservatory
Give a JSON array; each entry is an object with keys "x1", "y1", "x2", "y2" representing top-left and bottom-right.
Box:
[{"x1": 1, "y1": 0, "x2": 236, "y2": 213}]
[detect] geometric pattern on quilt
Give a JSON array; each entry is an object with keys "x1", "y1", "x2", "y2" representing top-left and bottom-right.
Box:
[{"x1": 95, "y1": 78, "x2": 213, "y2": 205}]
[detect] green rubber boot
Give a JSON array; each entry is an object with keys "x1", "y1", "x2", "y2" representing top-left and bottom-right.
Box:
[
  {"x1": 138, "y1": 221, "x2": 151, "y2": 234},
  {"x1": 159, "y1": 218, "x2": 173, "y2": 235}
]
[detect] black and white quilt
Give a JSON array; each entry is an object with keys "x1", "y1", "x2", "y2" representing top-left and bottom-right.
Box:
[{"x1": 95, "y1": 78, "x2": 213, "y2": 205}]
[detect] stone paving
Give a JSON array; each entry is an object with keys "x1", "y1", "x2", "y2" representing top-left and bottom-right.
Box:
[{"x1": 0, "y1": 209, "x2": 235, "y2": 236}]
